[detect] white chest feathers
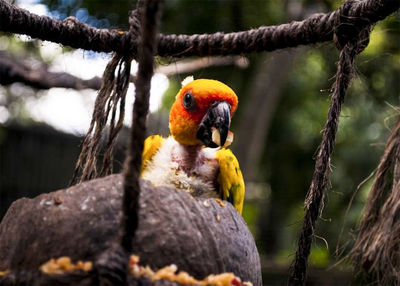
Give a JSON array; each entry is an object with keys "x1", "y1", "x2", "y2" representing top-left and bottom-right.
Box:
[{"x1": 141, "y1": 137, "x2": 220, "y2": 198}]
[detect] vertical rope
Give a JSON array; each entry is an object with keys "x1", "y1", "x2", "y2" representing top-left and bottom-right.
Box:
[
  {"x1": 288, "y1": 41, "x2": 357, "y2": 286},
  {"x1": 287, "y1": 3, "x2": 373, "y2": 281},
  {"x1": 93, "y1": 2, "x2": 161, "y2": 285},
  {"x1": 121, "y1": 0, "x2": 162, "y2": 253}
]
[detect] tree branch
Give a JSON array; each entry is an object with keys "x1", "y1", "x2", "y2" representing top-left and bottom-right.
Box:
[
  {"x1": 0, "y1": 52, "x2": 102, "y2": 90},
  {"x1": 0, "y1": 50, "x2": 248, "y2": 90},
  {"x1": 0, "y1": 0, "x2": 398, "y2": 58},
  {"x1": 156, "y1": 56, "x2": 248, "y2": 76}
]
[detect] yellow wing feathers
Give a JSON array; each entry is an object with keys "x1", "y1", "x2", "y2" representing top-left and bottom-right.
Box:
[
  {"x1": 216, "y1": 149, "x2": 245, "y2": 214},
  {"x1": 141, "y1": 135, "x2": 165, "y2": 173}
]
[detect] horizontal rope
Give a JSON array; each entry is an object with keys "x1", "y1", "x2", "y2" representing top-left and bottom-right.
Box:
[{"x1": 0, "y1": 0, "x2": 398, "y2": 58}]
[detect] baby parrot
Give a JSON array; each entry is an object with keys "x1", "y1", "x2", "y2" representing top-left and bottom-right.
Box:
[{"x1": 140, "y1": 77, "x2": 245, "y2": 214}]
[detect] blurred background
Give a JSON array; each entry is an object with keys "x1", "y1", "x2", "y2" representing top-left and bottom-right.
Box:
[{"x1": 0, "y1": 0, "x2": 399, "y2": 284}]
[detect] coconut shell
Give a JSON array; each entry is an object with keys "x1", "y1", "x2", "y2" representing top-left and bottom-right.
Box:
[{"x1": 0, "y1": 174, "x2": 261, "y2": 285}]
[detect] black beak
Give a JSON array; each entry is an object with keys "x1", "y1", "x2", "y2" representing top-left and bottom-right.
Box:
[{"x1": 197, "y1": 101, "x2": 231, "y2": 148}]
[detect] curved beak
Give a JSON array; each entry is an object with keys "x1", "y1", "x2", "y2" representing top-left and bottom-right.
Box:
[{"x1": 197, "y1": 101, "x2": 232, "y2": 148}]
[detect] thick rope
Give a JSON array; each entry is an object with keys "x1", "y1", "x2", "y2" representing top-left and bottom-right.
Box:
[
  {"x1": 92, "y1": 2, "x2": 161, "y2": 284},
  {"x1": 121, "y1": 0, "x2": 162, "y2": 254},
  {"x1": 0, "y1": 1, "x2": 133, "y2": 54},
  {"x1": 0, "y1": 0, "x2": 398, "y2": 57},
  {"x1": 288, "y1": 41, "x2": 356, "y2": 286},
  {"x1": 287, "y1": 0, "x2": 377, "y2": 284}
]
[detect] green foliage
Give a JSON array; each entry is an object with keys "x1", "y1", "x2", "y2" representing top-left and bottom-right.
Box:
[
  {"x1": 242, "y1": 199, "x2": 261, "y2": 237},
  {"x1": 275, "y1": 245, "x2": 330, "y2": 267},
  {"x1": 309, "y1": 246, "x2": 330, "y2": 267},
  {"x1": 160, "y1": 78, "x2": 179, "y2": 112}
]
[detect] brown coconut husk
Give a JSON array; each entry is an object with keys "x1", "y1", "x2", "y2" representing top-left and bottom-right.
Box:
[
  {"x1": 352, "y1": 117, "x2": 400, "y2": 284},
  {"x1": 0, "y1": 174, "x2": 261, "y2": 285}
]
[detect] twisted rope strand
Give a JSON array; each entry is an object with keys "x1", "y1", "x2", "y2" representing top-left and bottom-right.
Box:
[
  {"x1": 70, "y1": 55, "x2": 132, "y2": 184},
  {"x1": 0, "y1": 0, "x2": 398, "y2": 57},
  {"x1": 288, "y1": 41, "x2": 357, "y2": 286},
  {"x1": 92, "y1": 2, "x2": 161, "y2": 284},
  {"x1": 99, "y1": 59, "x2": 131, "y2": 177},
  {"x1": 285, "y1": 0, "x2": 399, "y2": 281},
  {"x1": 121, "y1": 0, "x2": 162, "y2": 253},
  {"x1": 70, "y1": 55, "x2": 119, "y2": 184}
]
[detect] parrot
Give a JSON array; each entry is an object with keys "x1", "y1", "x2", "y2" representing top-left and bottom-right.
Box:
[{"x1": 140, "y1": 77, "x2": 245, "y2": 214}]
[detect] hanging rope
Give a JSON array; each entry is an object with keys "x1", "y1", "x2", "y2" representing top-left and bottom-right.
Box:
[
  {"x1": 288, "y1": 0, "x2": 375, "y2": 284},
  {"x1": 70, "y1": 10, "x2": 141, "y2": 184},
  {"x1": 91, "y1": 1, "x2": 161, "y2": 285},
  {"x1": 70, "y1": 55, "x2": 132, "y2": 184},
  {"x1": 120, "y1": 0, "x2": 162, "y2": 254}
]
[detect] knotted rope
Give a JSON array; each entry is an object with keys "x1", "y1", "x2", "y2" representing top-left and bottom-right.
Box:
[
  {"x1": 288, "y1": 1, "x2": 375, "y2": 284},
  {"x1": 94, "y1": 1, "x2": 162, "y2": 284},
  {"x1": 0, "y1": 0, "x2": 398, "y2": 57},
  {"x1": 121, "y1": 0, "x2": 162, "y2": 253}
]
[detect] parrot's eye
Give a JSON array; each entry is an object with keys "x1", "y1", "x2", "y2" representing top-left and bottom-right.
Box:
[{"x1": 182, "y1": 91, "x2": 196, "y2": 111}]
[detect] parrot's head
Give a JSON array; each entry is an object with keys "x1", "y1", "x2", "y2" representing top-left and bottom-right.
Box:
[{"x1": 169, "y1": 78, "x2": 238, "y2": 148}]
